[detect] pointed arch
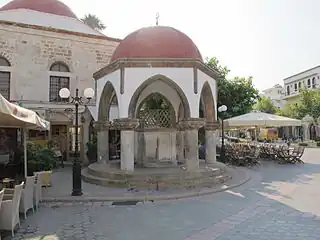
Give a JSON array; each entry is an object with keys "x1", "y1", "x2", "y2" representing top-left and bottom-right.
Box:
[
  {"x1": 128, "y1": 74, "x2": 191, "y2": 119},
  {"x1": 200, "y1": 81, "x2": 216, "y2": 121},
  {"x1": 137, "y1": 92, "x2": 176, "y2": 127},
  {"x1": 98, "y1": 81, "x2": 118, "y2": 121}
]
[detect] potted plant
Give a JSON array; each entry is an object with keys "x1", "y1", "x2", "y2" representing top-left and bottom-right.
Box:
[
  {"x1": 35, "y1": 147, "x2": 56, "y2": 187},
  {"x1": 27, "y1": 143, "x2": 56, "y2": 187},
  {"x1": 86, "y1": 136, "x2": 97, "y2": 164}
]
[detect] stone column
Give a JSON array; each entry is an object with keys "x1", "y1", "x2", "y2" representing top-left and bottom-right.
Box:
[
  {"x1": 205, "y1": 121, "x2": 220, "y2": 165},
  {"x1": 176, "y1": 127, "x2": 185, "y2": 164},
  {"x1": 95, "y1": 121, "x2": 110, "y2": 164},
  {"x1": 137, "y1": 129, "x2": 147, "y2": 167},
  {"x1": 179, "y1": 119, "x2": 204, "y2": 171},
  {"x1": 114, "y1": 118, "x2": 139, "y2": 172}
]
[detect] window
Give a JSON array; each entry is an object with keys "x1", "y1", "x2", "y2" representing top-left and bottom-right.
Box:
[
  {"x1": 307, "y1": 79, "x2": 311, "y2": 88},
  {"x1": 49, "y1": 62, "x2": 70, "y2": 102},
  {"x1": 0, "y1": 56, "x2": 11, "y2": 100},
  {"x1": 298, "y1": 82, "x2": 301, "y2": 89},
  {"x1": 294, "y1": 83, "x2": 297, "y2": 91},
  {"x1": 312, "y1": 77, "x2": 316, "y2": 88},
  {"x1": 50, "y1": 62, "x2": 69, "y2": 72},
  {"x1": 49, "y1": 76, "x2": 69, "y2": 102},
  {"x1": 286, "y1": 86, "x2": 290, "y2": 95}
]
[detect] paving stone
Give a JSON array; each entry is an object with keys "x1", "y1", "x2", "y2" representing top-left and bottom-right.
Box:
[{"x1": 2, "y1": 148, "x2": 320, "y2": 240}]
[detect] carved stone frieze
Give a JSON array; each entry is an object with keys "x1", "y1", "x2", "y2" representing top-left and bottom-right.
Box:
[
  {"x1": 113, "y1": 118, "x2": 139, "y2": 130},
  {"x1": 178, "y1": 118, "x2": 205, "y2": 130},
  {"x1": 94, "y1": 121, "x2": 112, "y2": 131},
  {"x1": 205, "y1": 121, "x2": 220, "y2": 130}
]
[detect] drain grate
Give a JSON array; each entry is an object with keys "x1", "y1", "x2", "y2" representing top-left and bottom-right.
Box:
[{"x1": 111, "y1": 200, "x2": 140, "y2": 206}]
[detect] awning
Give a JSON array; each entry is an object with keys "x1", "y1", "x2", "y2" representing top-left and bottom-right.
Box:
[{"x1": 225, "y1": 110, "x2": 302, "y2": 127}]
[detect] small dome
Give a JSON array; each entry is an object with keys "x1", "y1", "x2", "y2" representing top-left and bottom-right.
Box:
[
  {"x1": 111, "y1": 26, "x2": 203, "y2": 62},
  {"x1": 0, "y1": 0, "x2": 77, "y2": 18}
]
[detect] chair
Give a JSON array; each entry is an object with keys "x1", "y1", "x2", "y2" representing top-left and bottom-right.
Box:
[
  {"x1": 19, "y1": 176, "x2": 35, "y2": 219},
  {"x1": 33, "y1": 172, "x2": 43, "y2": 210},
  {"x1": 0, "y1": 182, "x2": 24, "y2": 237}
]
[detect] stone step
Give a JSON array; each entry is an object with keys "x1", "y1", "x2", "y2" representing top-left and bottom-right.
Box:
[
  {"x1": 87, "y1": 164, "x2": 224, "y2": 181},
  {"x1": 82, "y1": 168, "x2": 231, "y2": 189}
]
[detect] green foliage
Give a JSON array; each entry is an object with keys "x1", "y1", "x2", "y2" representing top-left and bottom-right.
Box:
[
  {"x1": 27, "y1": 143, "x2": 56, "y2": 174},
  {"x1": 253, "y1": 97, "x2": 278, "y2": 114},
  {"x1": 298, "y1": 142, "x2": 308, "y2": 146},
  {"x1": 276, "y1": 103, "x2": 300, "y2": 119},
  {"x1": 81, "y1": 14, "x2": 106, "y2": 31},
  {"x1": 316, "y1": 141, "x2": 320, "y2": 147},
  {"x1": 296, "y1": 88, "x2": 320, "y2": 122},
  {"x1": 142, "y1": 94, "x2": 170, "y2": 110},
  {"x1": 277, "y1": 88, "x2": 320, "y2": 122},
  {"x1": 206, "y1": 57, "x2": 260, "y2": 118}
]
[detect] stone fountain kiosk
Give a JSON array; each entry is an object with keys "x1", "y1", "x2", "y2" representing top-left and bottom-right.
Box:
[{"x1": 82, "y1": 26, "x2": 231, "y2": 189}]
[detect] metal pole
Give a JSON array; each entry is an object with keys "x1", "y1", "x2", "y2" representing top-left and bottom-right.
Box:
[
  {"x1": 72, "y1": 88, "x2": 82, "y2": 196},
  {"x1": 23, "y1": 127, "x2": 27, "y2": 178},
  {"x1": 220, "y1": 118, "x2": 225, "y2": 163}
]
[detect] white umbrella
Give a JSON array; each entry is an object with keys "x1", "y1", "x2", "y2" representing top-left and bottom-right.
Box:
[
  {"x1": 0, "y1": 94, "x2": 50, "y2": 178},
  {"x1": 225, "y1": 110, "x2": 302, "y2": 127}
]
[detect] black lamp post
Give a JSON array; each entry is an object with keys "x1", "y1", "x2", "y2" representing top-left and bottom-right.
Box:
[
  {"x1": 59, "y1": 87, "x2": 94, "y2": 196},
  {"x1": 218, "y1": 105, "x2": 227, "y2": 163}
]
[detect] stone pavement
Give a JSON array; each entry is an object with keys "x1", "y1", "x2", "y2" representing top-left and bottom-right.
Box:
[{"x1": 3, "y1": 148, "x2": 320, "y2": 240}]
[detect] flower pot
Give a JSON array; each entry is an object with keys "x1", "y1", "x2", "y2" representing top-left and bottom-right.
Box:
[{"x1": 35, "y1": 171, "x2": 52, "y2": 187}]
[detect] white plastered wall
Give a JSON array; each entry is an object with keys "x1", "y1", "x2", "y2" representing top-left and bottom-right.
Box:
[{"x1": 95, "y1": 67, "x2": 218, "y2": 121}]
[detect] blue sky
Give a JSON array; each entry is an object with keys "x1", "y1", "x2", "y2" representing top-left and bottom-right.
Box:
[{"x1": 1, "y1": 0, "x2": 320, "y2": 91}]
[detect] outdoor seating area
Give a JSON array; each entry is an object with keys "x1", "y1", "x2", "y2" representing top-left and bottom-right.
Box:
[
  {"x1": 219, "y1": 142, "x2": 305, "y2": 166},
  {"x1": 0, "y1": 172, "x2": 45, "y2": 238}
]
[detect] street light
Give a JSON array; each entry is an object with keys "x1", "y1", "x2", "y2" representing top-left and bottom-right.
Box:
[
  {"x1": 59, "y1": 87, "x2": 94, "y2": 196},
  {"x1": 218, "y1": 105, "x2": 227, "y2": 163}
]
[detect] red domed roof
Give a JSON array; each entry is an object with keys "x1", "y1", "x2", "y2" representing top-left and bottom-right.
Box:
[
  {"x1": 111, "y1": 26, "x2": 203, "y2": 62},
  {"x1": 0, "y1": 0, "x2": 77, "y2": 18}
]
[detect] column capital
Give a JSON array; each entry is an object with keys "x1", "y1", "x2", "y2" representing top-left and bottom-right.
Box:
[
  {"x1": 94, "y1": 121, "x2": 111, "y2": 131},
  {"x1": 205, "y1": 121, "x2": 220, "y2": 130},
  {"x1": 178, "y1": 118, "x2": 205, "y2": 130},
  {"x1": 113, "y1": 118, "x2": 139, "y2": 130}
]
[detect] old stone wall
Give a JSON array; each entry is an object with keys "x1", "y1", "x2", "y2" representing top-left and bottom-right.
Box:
[{"x1": 0, "y1": 23, "x2": 119, "y2": 101}]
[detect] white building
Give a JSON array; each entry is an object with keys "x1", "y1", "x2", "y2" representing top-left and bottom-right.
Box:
[
  {"x1": 0, "y1": 0, "x2": 120, "y2": 162},
  {"x1": 282, "y1": 65, "x2": 320, "y2": 104},
  {"x1": 82, "y1": 25, "x2": 221, "y2": 187},
  {"x1": 260, "y1": 84, "x2": 285, "y2": 109}
]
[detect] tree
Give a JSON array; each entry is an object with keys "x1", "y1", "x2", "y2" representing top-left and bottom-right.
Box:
[
  {"x1": 276, "y1": 88, "x2": 320, "y2": 122},
  {"x1": 81, "y1": 14, "x2": 106, "y2": 31},
  {"x1": 253, "y1": 96, "x2": 278, "y2": 114},
  {"x1": 296, "y1": 88, "x2": 320, "y2": 122},
  {"x1": 276, "y1": 103, "x2": 300, "y2": 119},
  {"x1": 206, "y1": 57, "x2": 259, "y2": 118}
]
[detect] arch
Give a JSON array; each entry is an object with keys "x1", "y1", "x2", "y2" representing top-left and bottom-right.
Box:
[
  {"x1": 128, "y1": 74, "x2": 191, "y2": 119},
  {"x1": 200, "y1": 81, "x2": 216, "y2": 121},
  {"x1": 178, "y1": 103, "x2": 184, "y2": 122},
  {"x1": 0, "y1": 56, "x2": 11, "y2": 66},
  {"x1": 98, "y1": 81, "x2": 118, "y2": 121},
  {"x1": 50, "y1": 61, "x2": 70, "y2": 72},
  {"x1": 136, "y1": 92, "x2": 176, "y2": 128}
]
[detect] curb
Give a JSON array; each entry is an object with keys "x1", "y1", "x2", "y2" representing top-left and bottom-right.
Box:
[{"x1": 42, "y1": 168, "x2": 252, "y2": 204}]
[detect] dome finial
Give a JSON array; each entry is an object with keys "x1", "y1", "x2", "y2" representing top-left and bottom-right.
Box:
[{"x1": 156, "y1": 12, "x2": 159, "y2": 26}]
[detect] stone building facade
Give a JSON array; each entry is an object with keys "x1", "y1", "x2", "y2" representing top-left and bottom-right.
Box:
[{"x1": 0, "y1": 0, "x2": 120, "y2": 162}]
